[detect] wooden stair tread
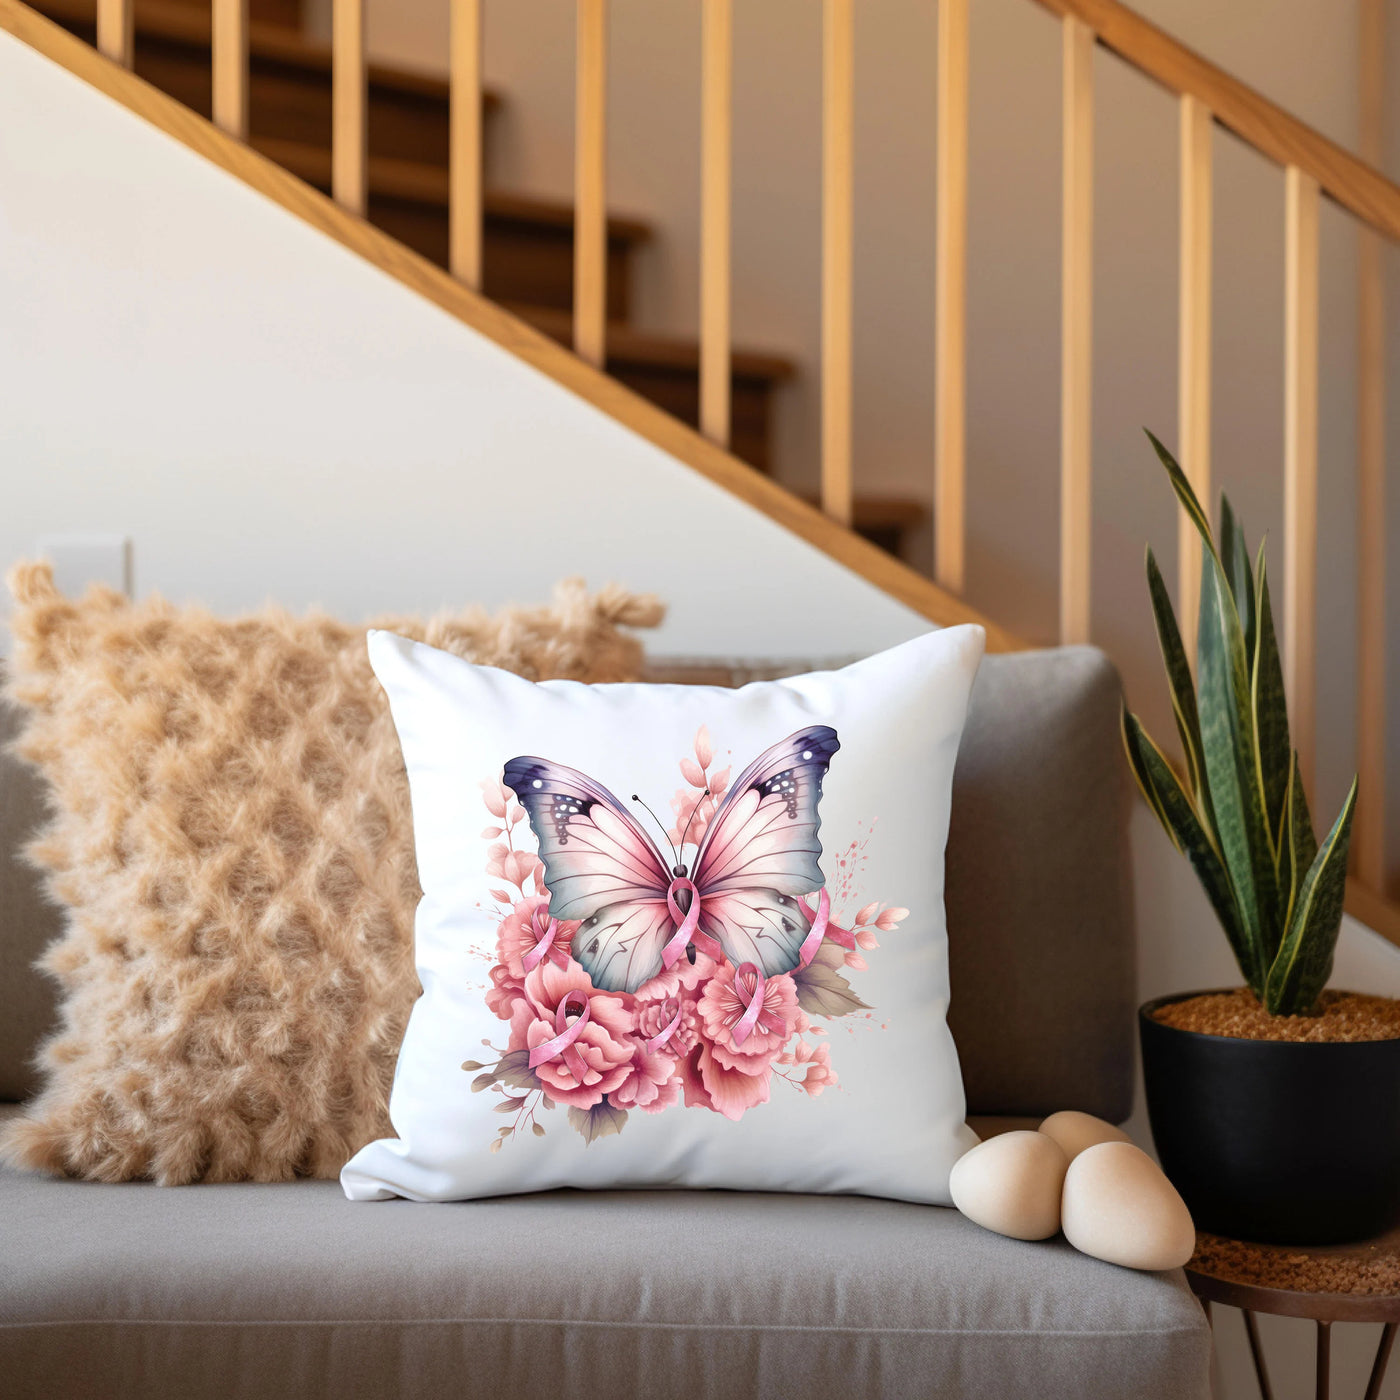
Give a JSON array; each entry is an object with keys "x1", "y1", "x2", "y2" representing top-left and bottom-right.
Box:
[
  {"x1": 251, "y1": 136, "x2": 652, "y2": 244},
  {"x1": 33, "y1": 0, "x2": 499, "y2": 106},
  {"x1": 796, "y1": 493, "x2": 927, "y2": 530},
  {"x1": 505, "y1": 304, "x2": 795, "y2": 383}
]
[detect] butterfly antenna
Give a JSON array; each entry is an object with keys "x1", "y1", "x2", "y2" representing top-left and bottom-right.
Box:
[
  {"x1": 677, "y1": 789, "x2": 711, "y2": 857},
  {"x1": 631, "y1": 794, "x2": 680, "y2": 868}
]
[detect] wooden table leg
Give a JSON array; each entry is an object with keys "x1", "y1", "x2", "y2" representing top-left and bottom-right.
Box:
[
  {"x1": 1364, "y1": 1321, "x2": 1397, "y2": 1400},
  {"x1": 1243, "y1": 1309, "x2": 1274, "y2": 1400},
  {"x1": 1315, "y1": 1319, "x2": 1330, "y2": 1400}
]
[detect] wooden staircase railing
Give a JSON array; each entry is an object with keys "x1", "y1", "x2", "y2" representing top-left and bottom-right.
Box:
[{"x1": 3, "y1": 0, "x2": 1398, "y2": 935}]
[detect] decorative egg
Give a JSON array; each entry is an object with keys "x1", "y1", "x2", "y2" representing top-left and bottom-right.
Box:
[
  {"x1": 1061, "y1": 1141, "x2": 1195, "y2": 1271},
  {"x1": 949, "y1": 1130, "x2": 1069, "y2": 1241},
  {"x1": 1039, "y1": 1109, "x2": 1133, "y2": 1162}
]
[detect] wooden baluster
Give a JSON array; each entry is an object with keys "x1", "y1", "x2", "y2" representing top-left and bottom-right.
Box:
[
  {"x1": 699, "y1": 0, "x2": 732, "y2": 448},
  {"x1": 96, "y1": 0, "x2": 133, "y2": 67},
  {"x1": 934, "y1": 0, "x2": 969, "y2": 594},
  {"x1": 1060, "y1": 17, "x2": 1094, "y2": 645},
  {"x1": 822, "y1": 0, "x2": 854, "y2": 527},
  {"x1": 1284, "y1": 165, "x2": 1319, "y2": 797},
  {"x1": 332, "y1": 0, "x2": 367, "y2": 215},
  {"x1": 574, "y1": 0, "x2": 608, "y2": 367},
  {"x1": 212, "y1": 0, "x2": 249, "y2": 140},
  {"x1": 1177, "y1": 95, "x2": 1212, "y2": 665},
  {"x1": 450, "y1": 0, "x2": 484, "y2": 289},
  {"x1": 1356, "y1": 0, "x2": 1387, "y2": 888}
]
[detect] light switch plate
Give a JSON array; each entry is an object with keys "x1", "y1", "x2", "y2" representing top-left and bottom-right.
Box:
[{"x1": 35, "y1": 533, "x2": 133, "y2": 598}]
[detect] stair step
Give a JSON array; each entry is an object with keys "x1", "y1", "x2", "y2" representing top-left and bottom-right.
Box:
[
  {"x1": 32, "y1": 0, "x2": 498, "y2": 166},
  {"x1": 508, "y1": 306, "x2": 794, "y2": 477},
  {"x1": 252, "y1": 137, "x2": 650, "y2": 321},
  {"x1": 797, "y1": 494, "x2": 927, "y2": 559}
]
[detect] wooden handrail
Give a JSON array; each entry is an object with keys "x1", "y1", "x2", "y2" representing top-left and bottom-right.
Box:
[{"x1": 1027, "y1": 0, "x2": 1400, "y2": 245}]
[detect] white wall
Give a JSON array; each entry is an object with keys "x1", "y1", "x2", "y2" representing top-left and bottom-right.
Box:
[{"x1": 0, "y1": 32, "x2": 929, "y2": 660}]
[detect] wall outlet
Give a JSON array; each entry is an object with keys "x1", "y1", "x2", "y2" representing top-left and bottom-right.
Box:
[{"x1": 35, "y1": 533, "x2": 133, "y2": 598}]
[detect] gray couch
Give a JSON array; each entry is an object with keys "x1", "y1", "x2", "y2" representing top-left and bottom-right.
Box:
[{"x1": 0, "y1": 647, "x2": 1211, "y2": 1399}]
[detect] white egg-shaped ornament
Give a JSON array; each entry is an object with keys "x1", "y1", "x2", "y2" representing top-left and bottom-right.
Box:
[
  {"x1": 1061, "y1": 1141, "x2": 1196, "y2": 1271},
  {"x1": 1038, "y1": 1109, "x2": 1133, "y2": 1162},
  {"x1": 949, "y1": 1130, "x2": 1069, "y2": 1241}
]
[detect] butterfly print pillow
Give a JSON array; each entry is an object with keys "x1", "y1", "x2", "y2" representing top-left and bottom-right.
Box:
[{"x1": 343, "y1": 624, "x2": 985, "y2": 1206}]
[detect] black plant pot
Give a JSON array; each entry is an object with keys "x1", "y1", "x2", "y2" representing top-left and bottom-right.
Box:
[{"x1": 1140, "y1": 990, "x2": 1400, "y2": 1245}]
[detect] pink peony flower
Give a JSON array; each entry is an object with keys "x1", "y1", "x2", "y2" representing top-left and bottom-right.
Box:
[
  {"x1": 611, "y1": 1043, "x2": 680, "y2": 1113},
  {"x1": 692, "y1": 1042, "x2": 773, "y2": 1120},
  {"x1": 634, "y1": 995, "x2": 703, "y2": 1059},
  {"x1": 508, "y1": 960, "x2": 636, "y2": 1110},
  {"x1": 485, "y1": 962, "x2": 526, "y2": 1022},
  {"x1": 696, "y1": 963, "x2": 800, "y2": 1072},
  {"x1": 496, "y1": 895, "x2": 575, "y2": 980},
  {"x1": 636, "y1": 948, "x2": 718, "y2": 1004}
]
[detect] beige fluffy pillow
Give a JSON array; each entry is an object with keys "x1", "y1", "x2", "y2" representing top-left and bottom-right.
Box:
[{"x1": 2, "y1": 563, "x2": 662, "y2": 1184}]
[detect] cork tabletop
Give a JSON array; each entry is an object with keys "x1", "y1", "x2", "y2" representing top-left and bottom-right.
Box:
[{"x1": 1186, "y1": 1228, "x2": 1400, "y2": 1324}]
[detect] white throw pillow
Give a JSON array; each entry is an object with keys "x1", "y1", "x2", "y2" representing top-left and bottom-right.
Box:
[{"x1": 342, "y1": 624, "x2": 984, "y2": 1204}]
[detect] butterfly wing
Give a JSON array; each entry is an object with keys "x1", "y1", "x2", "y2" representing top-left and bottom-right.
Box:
[
  {"x1": 698, "y1": 888, "x2": 813, "y2": 979},
  {"x1": 571, "y1": 898, "x2": 679, "y2": 994},
  {"x1": 691, "y1": 725, "x2": 839, "y2": 977},
  {"x1": 501, "y1": 756, "x2": 671, "y2": 921},
  {"x1": 692, "y1": 725, "x2": 839, "y2": 897},
  {"x1": 502, "y1": 756, "x2": 678, "y2": 993}
]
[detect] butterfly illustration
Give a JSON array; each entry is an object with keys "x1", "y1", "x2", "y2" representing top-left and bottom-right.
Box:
[{"x1": 502, "y1": 726, "x2": 840, "y2": 994}]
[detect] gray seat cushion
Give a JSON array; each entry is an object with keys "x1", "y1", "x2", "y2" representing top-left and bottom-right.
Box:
[{"x1": 0, "y1": 1144, "x2": 1209, "y2": 1400}]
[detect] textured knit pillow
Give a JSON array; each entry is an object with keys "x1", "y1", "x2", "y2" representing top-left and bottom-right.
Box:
[
  {"x1": 1, "y1": 562, "x2": 662, "y2": 1184},
  {"x1": 342, "y1": 624, "x2": 984, "y2": 1204}
]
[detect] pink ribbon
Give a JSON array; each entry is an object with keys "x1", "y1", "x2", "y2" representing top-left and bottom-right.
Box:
[
  {"x1": 644, "y1": 996, "x2": 683, "y2": 1052},
  {"x1": 528, "y1": 989, "x2": 592, "y2": 1082},
  {"x1": 662, "y1": 877, "x2": 702, "y2": 969},
  {"x1": 521, "y1": 905, "x2": 557, "y2": 973},
  {"x1": 731, "y1": 963, "x2": 768, "y2": 1047},
  {"x1": 796, "y1": 886, "x2": 832, "y2": 969}
]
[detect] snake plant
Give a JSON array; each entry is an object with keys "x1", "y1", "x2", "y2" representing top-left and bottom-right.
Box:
[{"x1": 1122, "y1": 432, "x2": 1357, "y2": 1017}]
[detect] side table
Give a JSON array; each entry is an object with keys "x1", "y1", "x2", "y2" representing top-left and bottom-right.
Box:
[{"x1": 1185, "y1": 1229, "x2": 1400, "y2": 1400}]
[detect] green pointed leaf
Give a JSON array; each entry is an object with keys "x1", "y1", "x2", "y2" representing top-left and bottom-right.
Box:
[
  {"x1": 1146, "y1": 431, "x2": 1216, "y2": 560},
  {"x1": 1252, "y1": 551, "x2": 1292, "y2": 854},
  {"x1": 1123, "y1": 707, "x2": 1257, "y2": 989},
  {"x1": 1145, "y1": 548, "x2": 1211, "y2": 823},
  {"x1": 1197, "y1": 551, "x2": 1277, "y2": 980},
  {"x1": 1279, "y1": 753, "x2": 1318, "y2": 937},
  {"x1": 1264, "y1": 778, "x2": 1357, "y2": 1015},
  {"x1": 1220, "y1": 496, "x2": 1256, "y2": 664}
]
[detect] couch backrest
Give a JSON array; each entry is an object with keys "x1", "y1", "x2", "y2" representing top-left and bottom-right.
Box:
[{"x1": 0, "y1": 644, "x2": 1136, "y2": 1119}]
